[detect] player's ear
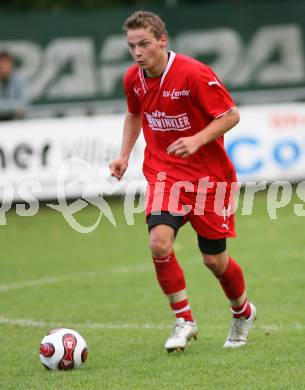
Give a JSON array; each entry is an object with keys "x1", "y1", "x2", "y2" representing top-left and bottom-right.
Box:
[{"x1": 160, "y1": 34, "x2": 167, "y2": 49}]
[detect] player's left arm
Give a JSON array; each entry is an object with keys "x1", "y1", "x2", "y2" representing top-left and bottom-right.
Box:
[{"x1": 167, "y1": 108, "x2": 240, "y2": 158}]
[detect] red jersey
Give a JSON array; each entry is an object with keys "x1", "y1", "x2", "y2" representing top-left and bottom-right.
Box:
[{"x1": 123, "y1": 52, "x2": 237, "y2": 185}]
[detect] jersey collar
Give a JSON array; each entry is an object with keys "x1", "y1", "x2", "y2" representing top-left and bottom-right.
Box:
[
  {"x1": 138, "y1": 51, "x2": 176, "y2": 94},
  {"x1": 160, "y1": 51, "x2": 176, "y2": 86}
]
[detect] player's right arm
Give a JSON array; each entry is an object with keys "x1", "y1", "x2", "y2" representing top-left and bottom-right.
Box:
[{"x1": 109, "y1": 111, "x2": 141, "y2": 180}]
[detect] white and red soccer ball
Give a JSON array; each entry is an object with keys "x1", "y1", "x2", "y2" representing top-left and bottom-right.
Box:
[{"x1": 39, "y1": 328, "x2": 88, "y2": 370}]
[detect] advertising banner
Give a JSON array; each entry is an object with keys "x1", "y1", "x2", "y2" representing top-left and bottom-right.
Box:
[
  {"x1": 0, "y1": 103, "x2": 304, "y2": 201},
  {"x1": 0, "y1": 114, "x2": 145, "y2": 201},
  {"x1": 0, "y1": 2, "x2": 305, "y2": 109},
  {"x1": 226, "y1": 103, "x2": 305, "y2": 182}
]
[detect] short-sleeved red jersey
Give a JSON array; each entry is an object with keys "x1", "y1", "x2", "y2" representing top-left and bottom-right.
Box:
[{"x1": 123, "y1": 52, "x2": 237, "y2": 185}]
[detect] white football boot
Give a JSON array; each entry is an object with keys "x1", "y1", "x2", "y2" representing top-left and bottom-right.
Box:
[
  {"x1": 223, "y1": 303, "x2": 257, "y2": 348},
  {"x1": 165, "y1": 317, "x2": 198, "y2": 352}
]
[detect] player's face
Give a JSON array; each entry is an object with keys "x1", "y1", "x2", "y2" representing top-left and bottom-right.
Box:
[
  {"x1": 0, "y1": 58, "x2": 13, "y2": 79},
  {"x1": 127, "y1": 28, "x2": 167, "y2": 76}
]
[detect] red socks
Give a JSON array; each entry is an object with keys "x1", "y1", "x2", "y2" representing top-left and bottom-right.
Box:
[
  {"x1": 153, "y1": 251, "x2": 193, "y2": 322},
  {"x1": 153, "y1": 252, "x2": 250, "y2": 321},
  {"x1": 219, "y1": 256, "x2": 245, "y2": 300},
  {"x1": 170, "y1": 299, "x2": 193, "y2": 322},
  {"x1": 231, "y1": 299, "x2": 251, "y2": 319},
  {"x1": 152, "y1": 251, "x2": 186, "y2": 295},
  {"x1": 219, "y1": 256, "x2": 251, "y2": 319}
]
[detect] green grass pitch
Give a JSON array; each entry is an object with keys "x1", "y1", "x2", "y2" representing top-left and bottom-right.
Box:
[{"x1": 0, "y1": 191, "x2": 304, "y2": 389}]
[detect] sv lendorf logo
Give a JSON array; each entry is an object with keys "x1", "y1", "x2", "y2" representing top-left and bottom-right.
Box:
[{"x1": 162, "y1": 89, "x2": 191, "y2": 99}]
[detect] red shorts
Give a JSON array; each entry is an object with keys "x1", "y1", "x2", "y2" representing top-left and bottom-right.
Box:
[{"x1": 145, "y1": 179, "x2": 237, "y2": 239}]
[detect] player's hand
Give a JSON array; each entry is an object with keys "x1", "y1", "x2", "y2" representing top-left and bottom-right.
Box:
[
  {"x1": 109, "y1": 156, "x2": 129, "y2": 180},
  {"x1": 167, "y1": 136, "x2": 199, "y2": 158}
]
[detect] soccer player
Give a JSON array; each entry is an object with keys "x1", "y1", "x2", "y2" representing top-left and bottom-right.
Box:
[{"x1": 109, "y1": 11, "x2": 256, "y2": 352}]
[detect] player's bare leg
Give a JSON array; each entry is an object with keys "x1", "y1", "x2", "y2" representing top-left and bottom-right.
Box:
[
  {"x1": 149, "y1": 224, "x2": 198, "y2": 352},
  {"x1": 201, "y1": 250, "x2": 256, "y2": 347}
]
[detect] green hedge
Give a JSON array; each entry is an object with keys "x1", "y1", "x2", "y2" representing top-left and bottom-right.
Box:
[{"x1": 0, "y1": 0, "x2": 165, "y2": 11}]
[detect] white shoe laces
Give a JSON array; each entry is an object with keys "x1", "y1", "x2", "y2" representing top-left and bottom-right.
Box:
[
  {"x1": 228, "y1": 317, "x2": 249, "y2": 340},
  {"x1": 171, "y1": 323, "x2": 185, "y2": 338},
  {"x1": 170, "y1": 320, "x2": 191, "y2": 339}
]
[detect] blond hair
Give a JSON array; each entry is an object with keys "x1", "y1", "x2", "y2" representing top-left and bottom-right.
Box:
[{"x1": 123, "y1": 11, "x2": 167, "y2": 40}]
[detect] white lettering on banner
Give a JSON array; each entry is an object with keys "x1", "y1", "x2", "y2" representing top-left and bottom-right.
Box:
[
  {"x1": 0, "y1": 24, "x2": 304, "y2": 102},
  {"x1": 145, "y1": 111, "x2": 191, "y2": 132},
  {"x1": 175, "y1": 25, "x2": 305, "y2": 87},
  {"x1": 229, "y1": 25, "x2": 305, "y2": 86}
]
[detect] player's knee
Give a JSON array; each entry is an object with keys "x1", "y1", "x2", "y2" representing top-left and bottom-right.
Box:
[
  {"x1": 202, "y1": 254, "x2": 219, "y2": 270},
  {"x1": 149, "y1": 231, "x2": 172, "y2": 257},
  {"x1": 150, "y1": 235, "x2": 173, "y2": 257},
  {"x1": 202, "y1": 253, "x2": 229, "y2": 277},
  {"x1": 149, "y1": 225, "x2": 174, "y2": 257}
]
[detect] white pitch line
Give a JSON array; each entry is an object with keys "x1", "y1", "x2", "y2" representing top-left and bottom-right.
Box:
[
  {"x1": 0, "y1": 316, "x2": 168, "y2": 330},
  {"x1": 0, "y1": 277, "x2": 63, "y2": 293},
  {"x1": 0, "y1": 316, "x2": 304, "y2": 332},
  {"x1": 0, "y1": 266, "x2": 150, "y2": 294},
  {"x1": 0, "y1": 257, "x2": 202, "y2": 294},
  {"x1": 0, "y1": 272, "x2": 100, "y2": 293}
]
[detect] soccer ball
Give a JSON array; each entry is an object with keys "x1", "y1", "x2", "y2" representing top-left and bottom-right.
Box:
[{"x1": 39, "y1": 328, "x2": 88, "y2": 370}]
